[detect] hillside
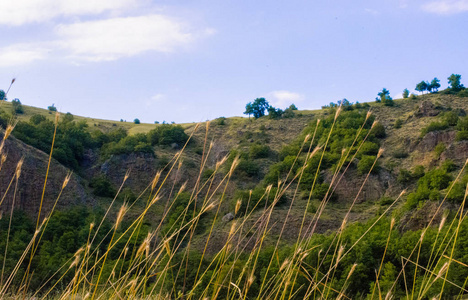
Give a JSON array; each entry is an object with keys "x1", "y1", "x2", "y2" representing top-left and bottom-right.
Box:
[{"x1": 1, "y1": 90, "x2": 468, "y2": 298}]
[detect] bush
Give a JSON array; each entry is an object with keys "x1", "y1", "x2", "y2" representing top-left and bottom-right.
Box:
[
  {"x1": 434, "y1": 142, "x2": 446, "y2": 158},
  {"x1": 357, "y1": 155, "x2": 379, "y2": 174},
  {"x1": 48, "y1": 104, "x2": 57, "y2": 112},
  {"x1": 442, "y1": 111, "x2": 459, "y2": 126},
  {"x1": 394, "y1": 118, "x2": 403, "y2": 129},
  {"x1": 11, "y1": 98, "x2": 23, "y2": 114},
  {"x1": 134, "y1": 118, "x2": 140, "y2": 124},
  {"x1": 372, "y1": 122, "x2": 386, "y2": 138},
  {"x1": 249, "y1": 144, "x2": 270, "y2": 159},
  {"x1": 420, "y1": 121, "x2": 449, "y2": 137},
  {"x1": 397, "y1": 169, "x2": 413, "y2": 184},
  {"x1": 393, "y1": 149, "x2": 409, "y2": 159},
  {"x1": 215, "y1": 117, "x2": 226, "y2": 125},
  {"x1": 90, "y1": 175, "x2": 116, "y2": 197},
  {"x1": 455, "y1": 131, "x2": 468, "y2": 141},
  {"x1": 148, "y1": 124, "x2": 188, "y2": 146}
]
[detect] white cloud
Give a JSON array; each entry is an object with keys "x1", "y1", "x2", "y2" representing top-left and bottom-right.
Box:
[
  {"x1": 364, "y1": 8, "x2": 379, "y2": 15},
  {"x1": 0, "y1": 44, "x2": 47, "y2": 67},
  {"x1": 267, "y1": 90, "x2": 304, "y2": 108},
  {"x1": 0, "y1": 0, "x2": 136, "y2": 26},
  {"x1": 146, "y1": 93, "x2": 166, "y2": 107},
  {"x1": 56, "y1": 15, "x2": 212, "y2": 61},
  {"x1": 422, "y1": 0, "x2": 468, "y2": 14}
]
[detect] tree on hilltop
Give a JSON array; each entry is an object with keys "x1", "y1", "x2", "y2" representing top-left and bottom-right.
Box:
[
  {"x1": 376, "y1": 88, "x2": 393, "y2": 106},
  {"x1": 448, "y1": 74, "x2": 464, "y2": 91},
  {"x1": 244, "y1": 98, "x2": 270, "y2": 119},
  {"x1": 428, "y1": 78, "x2": 441, "y2": 93},
  {"x1": 403, "y1": 89, "x2": 409, "y2": 98},
  {"x1": 415, "y1": 81, "x2": 428, "y2": 94},
  {"x1": 0, "y1": 90, "x2": 5, "y2": 101}
]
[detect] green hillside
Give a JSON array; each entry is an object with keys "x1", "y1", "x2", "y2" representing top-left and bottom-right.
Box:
[{"x1": 1, "y1": 87, "x2": 468, "y2": 299}]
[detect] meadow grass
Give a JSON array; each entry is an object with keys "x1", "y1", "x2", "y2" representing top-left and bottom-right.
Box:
[{"x1": 0, "y1": 105, "x2": 467, "y2": 299}]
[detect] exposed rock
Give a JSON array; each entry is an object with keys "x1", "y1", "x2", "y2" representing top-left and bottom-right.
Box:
[
  {"x1": 415, "y1": 100, "x2": 440, "y2": 117},
  {"x1": 440, "y1": 141, "x2": 468, "y2": 165},
  {"x1": 399, "y1": 201, "x2": 455, "y2": 232},
  {"x1": 414, "y1": 130, "x2": 456, "y2": 152},
  {"x1": 222, "y1": 212, "x2": 235, "y2": 222},
  {"x1": 0, "y1": 135, "x2": 92, "y2": 219}
]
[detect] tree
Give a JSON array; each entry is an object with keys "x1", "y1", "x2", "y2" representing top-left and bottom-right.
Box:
[
  {"x1": 48, "y1": 104, "x2": 57, "y2": 111},
  {"x1": 134, "y1": 118, "x2": 140, "y2": 124},
  {"x1": 448, "y1": 74, "x2": 464, "y2": 91},
  {"x1": 428, "y1": 78, "x2": 441, "y2": 93},
  {"x1": 11, "y1": 98, "x2": 24, "y2": 114},
  {"x1": 415, "y1": 81, "x2": 428, "y2": 94},
  {"x1": 377, "y1": 88, "x2": 393, "y2": 106},
  {"x1": 244, "y1": 98, "x2": 270, "y2": 119},
  {"x1": 402, "y1": 88, "x2": 409, "y2": 98},
  {"x1": 0, "y1": 90, "x2": 5, "y2": 101},
  {"x1": 268, "y1": 106, "x2": 283, "y2": 119}
]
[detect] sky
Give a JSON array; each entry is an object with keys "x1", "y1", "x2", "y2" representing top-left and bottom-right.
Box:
[{"x1": 0, "y1": 0, "x2": 467, "y2": 124}]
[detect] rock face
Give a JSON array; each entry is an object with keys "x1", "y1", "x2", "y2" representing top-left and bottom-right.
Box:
[
  {"x1": 414, "y1": 131, "x2": 456, "y2": 152},
  {"x1": 415, "y1": 100, "x2": 440, "y2": 117},
  {"x1": 441, "y1": 141, "x2": 468, "y2": 165},
  {"x1": 0, "y1": 136, "x2": 92, "y2": 219}
]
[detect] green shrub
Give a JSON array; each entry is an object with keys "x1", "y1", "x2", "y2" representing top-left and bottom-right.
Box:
[
  {"x1": 442, "y1": 111, "x2": 459, "y2": 126},
  {"x1": 358, "y1": 155, "x2": 379, "y2": 174},
  {"x1": 455, "y1": 131, "x2": 468, "y2": 141},
  {"x1": 420, "y1": 121, "x2": 449, "y2": 137},
  {"x1": 249, "y1": 144, "x2": 270, "y2": 159},
  {"x1": 134, "y1": 118, "x2": 140, "y2": 124},
  {"x1": 372, "y1": 122, "x2": 386, "y2": 138},
  {"x1": 48, "y1": 104, "x2": 57, "y2": 111},
  {"x1": 397, "y1": 169, "x2": 413, "y2": 184},
  {"x1": 215, "y1": 117, "x2": 226, "y2": 125},
  {"x1": 11, "y1": 98, "x2": 23, "y2": 114},
  {"x1": 434, "y1": 142, "x2": 446, "y2": 158},
  {"x1": 148, "y1": 124, "x2": 188, "y2": 146},
  {"x1": 413, "y1": 165, "x2": 425, "y2": 178},
  {"x1": 393, "y1": 148, "x2": 408, "y2": 159},
  {"x1": 90, "y1": 175, "x2": 116, "y2": 197},
  {"x1": 394, "y1": 118, "x2": 403, "y2": 129}
]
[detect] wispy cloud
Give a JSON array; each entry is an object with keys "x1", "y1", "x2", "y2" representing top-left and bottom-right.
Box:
[
  {"x1": 0, "y1": 0, "x2": 136, "y2": 26},
  {"x1": 422, "y1": 0, "x2": 468, "y2": 14},
  {"x1": 0, "y1": 44, "x2": 47, "y2": 67},
  {"x1": 267, "y1": 90, "x2": 304, "y2": 108},
  {"x1": 364, "y1": 8, "x2": 379, "y2": 15},
  {"x1": 56, "y1": 15, "x2": 211, "y2": 62}
]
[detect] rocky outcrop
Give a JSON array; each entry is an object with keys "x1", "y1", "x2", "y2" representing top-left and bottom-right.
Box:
[
  {"x1": 0, "y1": 136, "x2": 92, "y2": 218},
  {"x1": 414, "y1": 130, "x2": 456, "y2": 152},
  {"x1": 415, "y1": 100, "x2": 440, "y2": 117}
]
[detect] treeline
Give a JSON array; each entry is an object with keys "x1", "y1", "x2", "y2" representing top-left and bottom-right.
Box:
[{"x1": 0, "y1": 109, "x2": 188, "y2": 171}]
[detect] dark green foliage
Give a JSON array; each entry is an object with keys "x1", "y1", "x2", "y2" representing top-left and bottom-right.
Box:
[
  {"x1": 11, "y1": 98, "x2": 23, "y2": 114},
  {"x1": 457, "y1": 116, "x2": 468, "y2": 131},
  {"x1": 393, "y1": 148, "x2": 408, "y2": 158},
  {"x1": 397, "y1": 168, "x2": 413, "y2": 184},
  {"x1": 360, "y1": 141, "x2": 380, "y2": 156},
  {"x1": 394, "y1": 118, "x2": 403, "y2": 128},
  {"x1": 0, "y1": 89, "x2": 5, "y2": 100},
  {"x1": 90, "y1": 175, "x2": 116, "y2": 197},
  {"x1": 376, "y1": 88, "x2": 393, "y2": 106},
  {"x1": 413, "y1": 165, "x2": 425, "y2": 179},
  {"x1": 134, "y1": 118, "x2": 140, "y2": 124},
  {"x1": 244, "y1": 98, "x2": 269, "y2": 119},
  {"x1": 101, "y1": 133, "x2": 153, "y2": 157},
  {"x1": 357, "y1": 155, "x2": 379, "y2": 174},
  {"x1": 442, "y1": 111, "x2": 459, "y2": 126},
  {"x1": 215, "y1": 117, "x2": 226, "y2": 125},
  {"x1": 268, "y1": 106, "x2": 284, "y2": 119},
  {"x1": 420, "y1": 121, "x2": 449, "y2": 137},
  {"x1": 455, "y1": 130, "x2": 468, "y2": 141},
  {"x1": 405, "y1": 167, "x2": 452, "y2": 209},
  {"x1": 147, "y1": 124, "x2": 188, "y2": 146},
  {"x1": 416, "y1": 81, "x2": 428, "y2": 94},
  {"x1": 372, "y1": 122, "x2": 386, "y2": 138},
  {"x1": 434, "y1": 142, "x2": 445, "y2": 158},
  {"x1": 448, "y1": 74, "x2": 464, "y2": 91},
  {"x1": 402, "y1": 89, "x2": 409, "y2": 98},
  {"x1": 47, "y1": 104, "x2": 57, "y2": 111},
  {"x1": 428, "y1": 78, "x2": 441, "y2": 93},
  {"x1": 13, "y1": 116, "x2": 95, "y2": 170},
  {"x1": 249, "y1": 144, "x2": 270, "y2": 159}
]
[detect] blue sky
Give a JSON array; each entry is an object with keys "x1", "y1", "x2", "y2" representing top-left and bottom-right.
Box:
[{"x1": 1, "y1": 0, "x2": 467, "y2": 123}]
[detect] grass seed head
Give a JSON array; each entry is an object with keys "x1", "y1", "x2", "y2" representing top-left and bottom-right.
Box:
[
  {"x1": 346, "y1": 263, "x2": 357, "y2": 280},
  {"x1": 439, "y1": 213, "x2": 447, "y2": 232},
  {"x1": 151, "y1": 170, "x2": 162, "y2": 191},
  {"x1": 15, "y1": 158, "x2": 24, "y2": 178},
  {"x1": 235, "y1": 199, "x2": 242, "y2": 215},
  {"x1": 62, "y1": 172, "x2": 72, "y2": 189},
  {"x1": 377, "y1": 148, "x2": 384, "y2": 158},
  {"x1": 115, "y1": 204, "x2": 128, "y2": 228},
  {"x1": 1, "y1": 154, "x2": 6, "y2": 164}
]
